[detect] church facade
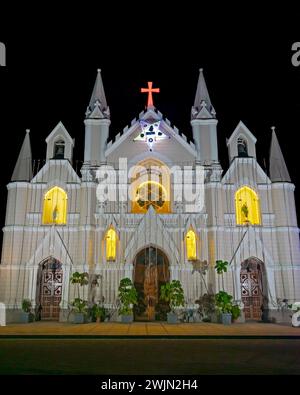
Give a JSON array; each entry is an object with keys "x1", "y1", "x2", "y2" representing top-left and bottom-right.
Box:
[{"x1": 0, "y1": 69, "x2": 299, "y2": 322}]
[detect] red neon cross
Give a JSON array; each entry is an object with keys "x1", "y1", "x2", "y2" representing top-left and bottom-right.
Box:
[{"x1": 141, "y1": 81, "x2": 160, "y2": 107}]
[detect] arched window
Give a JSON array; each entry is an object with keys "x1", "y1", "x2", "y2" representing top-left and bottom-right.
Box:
[
  {"x1": 106, "y1": 228, "x2": 117, "y2": 261},
  {"x1": 186, "y1": 229, "x2": 197, "y2": 260},
  {"x1": 42, "y1": 187, "x2": 67, "y2": 224},
  {"x1": 235, "y1": 186, "x2": 261, "y2": 225},
  {"x1": 53, "y1": 140, "x2": 65, "y2": 159},
  {"x1": 237, "y1": 137, "x2": 248, "y2": 157}
]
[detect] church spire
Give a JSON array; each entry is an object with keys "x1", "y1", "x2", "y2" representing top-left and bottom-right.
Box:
[
  {"x1": 86, "y1": 69, "x2": 110, "y2": 119},
  {"x1": 11, "y1": 129, "x2": 33, "y2": 182},
  {"x1": 191, "y1": 68, "x2": 216, "y2": 119},
  {"x1": 269, "y1": 126, "x2": 291, "y2": 182}
]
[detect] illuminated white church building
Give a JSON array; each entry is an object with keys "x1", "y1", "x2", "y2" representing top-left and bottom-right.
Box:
[{"x1": 0, "y1": 69, "x2": 299, "y2": 322}]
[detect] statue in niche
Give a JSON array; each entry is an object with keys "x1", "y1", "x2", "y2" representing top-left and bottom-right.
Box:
[
  {"x1": 54, "y1": 140, "x2": 65, "y2": 159},
  {"x1": 52, "y1": 205, "x2": 58, "y2": 222}
]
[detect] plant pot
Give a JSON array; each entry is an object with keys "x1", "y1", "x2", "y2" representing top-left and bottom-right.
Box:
[
  {"x1": 167, "y1": 312, "x2": 178, "y2": 324},
  {"x1": 73, "y1": 312, "x2": 85, "y2": 324},
  {"x1": 20, "y1": 312, "x2": 30, "y2": 323},
  {"x1": 121, "y1": 315, "x2": 133, "y2": 323},
  {"x1": 221, "y1": 313, "x2": 232, "y2": 325},
  {"x1": 210, "y1": 312, "x2": 220, "y2": 323}
]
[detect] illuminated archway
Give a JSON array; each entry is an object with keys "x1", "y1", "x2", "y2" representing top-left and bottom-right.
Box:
[
  {"x1": 106, "y1": 228, "x2": 117, "y2": 261},
  {"x1": 42, "y1": 186, "x2": 67, "y2": 224},
  {"x1": 130, "y1": 159, "x2": 170, "y2": 214},
  {"x1": 235, "y1": 186, "x2": 261, "y2": 225},
  {"x1": 186, "y1": 229, "x2": 197, "y2": 260}
]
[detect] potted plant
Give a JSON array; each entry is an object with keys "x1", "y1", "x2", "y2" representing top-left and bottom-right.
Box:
[
  {"x1": 195, "y1": 293, "x2": 216, "y2": 322},
  {"x1": 214, "y1": 260, "x2": 241, "y2": 324},
  {"x1": 231, "y1": 304, "x2": 241, "y2": 322},
  {"x1": 71, "y1": 298, "x2": 88, "y2": 324},
  {"x1": 118, "y1": 278, "x2": 138, "y2": 323},
  {"x1": 160, "y1": 280, "x2": 185, "y2": 324},
  {"x1": 215, "y1": 291, "x2": 232, "y2": 324},
  {"x1": 69, "y1": 271, "x2": 89, "y2": 323},
  {"x1": 91, "y1": 303, "x2": 107, "y2": 323},
  {"x1": 20, "y1": 299, "x2": 34, "y2": 323},
  {"x1": 215, "y1": 291, "x2": 240, "y2": 324}
]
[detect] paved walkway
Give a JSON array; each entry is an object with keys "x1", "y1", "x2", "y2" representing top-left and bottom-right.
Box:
[{"x1": 1, "y1": 321, "x2": 299, "y2": 337}]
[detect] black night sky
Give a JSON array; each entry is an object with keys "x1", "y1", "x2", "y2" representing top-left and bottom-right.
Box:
[{"x1": 0, "y1": 7, "x2": 300, "y2": 239}]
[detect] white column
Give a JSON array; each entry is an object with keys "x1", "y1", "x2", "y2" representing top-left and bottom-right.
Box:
[{"x1": 0, "y1": 303, "x2": 6, "y2": 326}]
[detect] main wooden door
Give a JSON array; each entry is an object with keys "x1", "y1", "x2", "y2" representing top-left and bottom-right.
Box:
[
  {"x1": 134, "y1": 247, "x2": 170, "y2": 321},
  {"x1": 37, "y1": 258, "x2": 63, "y2": 320},
  {"x1": 240, "y1": 258, "x2": 265, "y2": 320}
]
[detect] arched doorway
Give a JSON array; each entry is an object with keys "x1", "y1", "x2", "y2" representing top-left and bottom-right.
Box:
[
  {"x1": 240, "y1": 257, "x2": 267, "y2": 320},
  {"x1": 133, "y1": 246, "x2": 170, "y2": 321},
  {"x1": 36, "y1": 257, "x2": 63, "y2": 321}
]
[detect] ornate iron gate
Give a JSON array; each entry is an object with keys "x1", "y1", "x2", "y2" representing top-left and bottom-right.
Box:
[
  {"x1": 240, "y1": 259, "x2": 264, "y2": 320},
  {"x1": 38, "y1": 258, "x2": 63, "y2": 320}
]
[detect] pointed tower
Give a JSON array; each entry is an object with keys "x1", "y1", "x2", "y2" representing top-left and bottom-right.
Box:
[
  {"x1": 83, "y1": 69, "x2": 111, "y2": 167},
  {"x1": 11, "y1": 129, "x2": 33, "y2": 181},
  {"x1": 191, "y1": 69, "x2": 219, "y2": 164},
  {"x1": 269, "y1": 126, "x2": 291, "y2": 182}
]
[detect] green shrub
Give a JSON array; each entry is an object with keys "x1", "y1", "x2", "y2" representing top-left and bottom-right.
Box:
[
  {"x1": 160, "y1": 280, "x2": 185, "y2": 313},
  {"x1": 21, "y1": 299, "x2": 32, "y2": 313},
  {"x1": 118, "y1": 278, "x2": 138, "y2": 316}
]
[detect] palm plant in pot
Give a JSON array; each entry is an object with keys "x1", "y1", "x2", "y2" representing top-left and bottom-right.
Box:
[
  {"x1": 160, "y1": 280, "x2": 185, "y2": 324},
  {"x1": 214, "y1": 260, "x2": 241, "y2": 324},
  {"x1": 70, "y1": 271, "x2": 89, "y2": 323},
  {"x1": 118, "y1": 278, "x2": 138, "y2": 323},
  {"x1": 71, "y1": 298, "x2": 88, "y2": 324}
]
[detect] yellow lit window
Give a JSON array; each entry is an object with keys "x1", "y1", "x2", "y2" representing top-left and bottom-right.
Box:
[
  {"x1": 132, "y1": 181, "x2": 170, "y2": 214},
  {"x1": 106, "y1": 228, "x2": 117, "y2": 261},
  {"x1": 130, "y1": 159, "x2": 171, "y2": 214},
  {"x1": 235, "y1": 186, "x2": 261, "y2": 225},
  {"x1": 186, "y1": 229, "x2": 197, "y2": 260},
  {"x1": 42, "y1": 187, "x2": 67, "y2": 224}
]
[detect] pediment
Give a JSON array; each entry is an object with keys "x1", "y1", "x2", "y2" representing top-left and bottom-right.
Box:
[
  {"x1": 124, "y1": 207, "x2": 180, "y2": 265},
  {"x1": 27, "y1": 226, "x2": 73, "y2": 267},
  {"x1": 105, "y1": 108, "x2": 196, "y2": 164},
  {"x1": 31, "y1": 159, "x2": 81, "y2": 184},
  {"x1": 222, "y1": 157, "x2": 271, "y2": 185},
  {"x1": 45, "y1": 121, "x2": 74, "y2": 145}
]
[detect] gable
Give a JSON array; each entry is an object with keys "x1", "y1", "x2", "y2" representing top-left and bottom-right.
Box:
[
  {"x1": 227, "y1": 121, "x2": 257, "y2": 161},
  {"x1": 222, "y1": 157, "x2": 271, "y2": 185},
  {"x1": 105, "y1": 108, "x2": 196, "y2": 165},
  {"x1": 124, "y1": 206, "x2": 180, "y2": 265},
  {"x1": 31, "y1": 159, "x2": 81, "y2": 184},
  {"x1": 27, "y1": 226, "x2": 73, "y2": 267},
  {"x1": 45, "y1": 121, "x2": 74, "y2": 162}
]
